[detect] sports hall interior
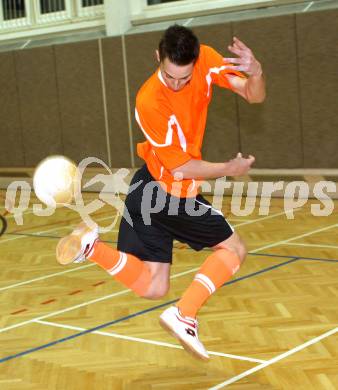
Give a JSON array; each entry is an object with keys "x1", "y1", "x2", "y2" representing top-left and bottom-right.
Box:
[{"x1": 0, "y1": 0, "x2": 337, "y2": 389}]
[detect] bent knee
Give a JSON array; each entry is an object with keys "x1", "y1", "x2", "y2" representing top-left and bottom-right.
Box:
[
  {"x1": 141, "y1": 291, "x2": 168, "y2": 300},
  {"x1": 140, "y1": 284, "x2": 169, "y2": 300},
  {"x1": 215, "y1": 235, "x2": 247, "y2": 264},
  {"x1": 229, "y1": 239, "x2": 246, "y2": 264},
  {"x1": 237, "y1": 240, "x2": 247, "y2": 263}
]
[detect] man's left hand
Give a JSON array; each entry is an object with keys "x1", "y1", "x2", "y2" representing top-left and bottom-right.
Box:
[{"x1": 223, "y1": 37, "x2": 262, "y2": 77}]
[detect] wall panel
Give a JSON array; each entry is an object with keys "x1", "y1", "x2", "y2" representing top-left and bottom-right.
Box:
[
  {"x1": 125, "y1": 30, "x2": 163, "y2": 167},
  {"x1": 0, "y1": 52, "x2": 25, "y2": 167},
  {"x1": 194, "y1": 23, "x2": 240, "y2": 163},
  {"x1": 54, "y1": 40, "x2": 108, "y2": 164},
  {"x1": 15, "y1": 46, "x2": 63, "y2": 166},
  {"x1": 101, "y1": 37, "x2": 132, "y2": 167},
  {"x1": 233, "y1": 15, "x2": 303, "y2": 168},
  {"x1": 297, "y1": 9, "x2": 338, "y2": 168}
]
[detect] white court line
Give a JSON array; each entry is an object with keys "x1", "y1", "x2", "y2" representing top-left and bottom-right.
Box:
[
  {"x1": 0, "y1": 246, "x2": 195, "y2": 293},
  {"x1": 0, "y1": 208, "x2": 291, "y2": 291},
  {"x1": 0, "y1": 212, "x2": 119, "y2": 244},
  {"x1": 0, "y1": 207, "x2": 298, "y2": 245},
  {"x1": 35, "y1": 319, "x2": 266, "y2": 364},
  {"x1": 251, "y1": 223, "x2": 338, "y2": 253},
  {"x1": 0, "y1": 264, "x2": 95, "y2": 292},
  {"x1": 0, "y1": 214, "x2": 120, "y2": 291},
  {"x1": 209, "y1": 327, "x2": 338, "y2": 389},
  {"x1": 227, "y1": 218, "x2": 251, "y2": 222},
  {"x1": 281, "y1": 242, "x2": 338, "y2": 250},
  {"x1": 234, "y1": 208, "x2": 302, "y2": 227},
  {"x1": 2, "y1": 222, "x2": 337, "y2": 335},
  {"x1": 0, "y1": 267, "x2": 200, "y2": 334}
]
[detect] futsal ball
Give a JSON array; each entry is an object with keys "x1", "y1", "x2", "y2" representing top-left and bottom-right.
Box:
[{"x1": 33, "y1": 155, "x2": 79, "y2": 207}]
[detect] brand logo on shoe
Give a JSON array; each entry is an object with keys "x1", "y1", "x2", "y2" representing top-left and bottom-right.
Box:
[
  {"x1": 185, "y1": 328, "x2": 196, "y2": 337},
  {"x1": 84, "y1": 238, "x2": 98, "y2": 257}
]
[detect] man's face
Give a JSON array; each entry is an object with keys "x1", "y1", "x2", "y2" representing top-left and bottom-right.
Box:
[{"x1": 159, "y1": 57, "x2": 194, "y2": 92}]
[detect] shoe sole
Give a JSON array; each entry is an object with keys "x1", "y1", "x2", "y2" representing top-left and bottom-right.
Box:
[
  {"x1": 56, "y1": 222, "x2": 91, "y2": 265},
  {"x1": 159, "y1": 318, "x2": 209, "y2": 361}
]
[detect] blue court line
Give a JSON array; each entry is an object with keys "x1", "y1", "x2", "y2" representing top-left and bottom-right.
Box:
[
  {"x1": 0, "y1": 257, "x2": 299, "y2": 364},
  {"x1": 297, "y1": 258, "x2": 338, "y2": 263},
  {"x1": 4, "y1": 232, "x2": 338, "y2": 262},
  {"x1": 248, "y1": 252, "x2": 338, "y2": 263}
]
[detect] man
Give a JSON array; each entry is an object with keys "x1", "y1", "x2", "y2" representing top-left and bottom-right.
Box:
[{"x1": 56, "y1": 25, "x2": 265, "y2": 360}]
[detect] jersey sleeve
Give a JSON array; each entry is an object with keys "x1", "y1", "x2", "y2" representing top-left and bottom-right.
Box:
[
  {"x1": 135, "y1": 99, "x2": 191, "y2": 170},
  {"x1": 202, "y1": 45, "x2": 247, "y2": 90}
]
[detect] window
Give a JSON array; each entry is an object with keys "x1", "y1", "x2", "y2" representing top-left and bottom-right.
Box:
[
  {"x1": 2, "y1": 0, "x2": 26, "y2": 20},
  {"x1": 81, "y1": 0, "x2": 103, "y2": 6},
  {"x1": 39, "y1": 0, "x2": 66, "y2": 14},
  {"x1": 147, "y1": 0, "x2": 182, "y2": 4}
]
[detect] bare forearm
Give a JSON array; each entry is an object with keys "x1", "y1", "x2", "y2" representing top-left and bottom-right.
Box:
[
  {"x1": 246, "y1": 72, "x2": 266, "y2": 103},
  {"x1": 171, "y1": 159, "x2": 226, "y2": 179}
]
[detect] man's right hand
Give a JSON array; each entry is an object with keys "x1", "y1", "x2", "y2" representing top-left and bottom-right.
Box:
[{"x1": 224, "y1": 153, "x2": 255, "y2": 176}]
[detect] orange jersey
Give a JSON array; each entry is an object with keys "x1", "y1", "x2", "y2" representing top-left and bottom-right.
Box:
[{"x1": 136, "y1": 44, "x2": 245, "y2": 198}]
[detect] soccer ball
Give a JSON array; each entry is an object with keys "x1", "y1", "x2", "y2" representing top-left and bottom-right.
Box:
[{"x1": 33, "y1": 155, "x2": 79, "y2": 207}]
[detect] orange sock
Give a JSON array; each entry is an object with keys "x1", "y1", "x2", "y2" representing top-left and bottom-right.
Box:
[
  {"x1": 177, "y1": 249, "x2": 241, "y2": 318},
  {"x1": 88, "y1": 241, "x2": 151, "y2": 297}
]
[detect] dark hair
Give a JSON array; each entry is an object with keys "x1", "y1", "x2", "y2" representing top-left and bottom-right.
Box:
[{"x1": 158, "y1": 25, "x2": 200, "y2": 65}]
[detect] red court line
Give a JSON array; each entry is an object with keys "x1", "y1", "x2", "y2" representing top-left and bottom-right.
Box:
[
  {"x1": 41, "y1": 299, "x2": 57, "y2": 305},
  {"x1": 68, "y1": 290, "x2": 83, "y2": 296},
  {"x1": 10, "y1": 309, "x2": 28, "y2": 315},
  {"x1": 10, "y1": 280, "x2": 106, "y2": 315},
  {"x1": 92, "y1": 281, "x2": 105, "y2": 287}
]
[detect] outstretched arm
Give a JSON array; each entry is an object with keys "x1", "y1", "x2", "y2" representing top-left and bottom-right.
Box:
[
  {"x1": 171, "y1": 153, "x2": 255, "y2": 180},
  {"x1": 223, "y1": 37, "x2": 266, "y2": 104}
]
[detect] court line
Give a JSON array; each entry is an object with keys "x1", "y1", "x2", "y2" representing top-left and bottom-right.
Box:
[
  {"x1": 35, "y1": 320, "x2": 266, "y2": 364},
  {"x1": 0, "y1": 244, "x2": 200, "y2": 295},
  {"x1": 227, "y1": 218, "x2": 251, "y2": 222},
  {"x1": 249, "y1": 252, "x2": 338, "y2": 262},
  {"x1": 209, "y1": 327, "x2": 337, "y2": 389},
  {"x1": 0, "y1": 212, "x2": 119, "y2": 245},
  {"x1": 281, "y1": 242, "x2": 338, "y2": 250},
  {"x1": 0, "y1": 208, "x2": 298, "y2": 291},
  {"x1": 234, "y1": 208, "x2": 302, "y2": 227},
  {"x1": 0, "y1": 258, "x2": 297, "y2": 362},
  {"x1": 1, "y1": 221, "x2": 336, "y2": 332},
  {"x1": 1, "y1": 233, "x2": 336, "y2": 294},
  {"x1": 0, "y1": 207, "x2": 299, "y2": 244},
  {"x1": 0, "y1": 267, "x2": 199, "y2": 334},
  {"x1": 249, "y1": 223, "x2": 338, "y2": 253},
  {"x1": 0, "y1": 217, "x2": 336, "y2": 363},
  {"x1": 0, "y1": 264, "x2": 96, "y2": 292},
  {"x1": 2, "y1": 248, "x2": 329, "y2": 294}
]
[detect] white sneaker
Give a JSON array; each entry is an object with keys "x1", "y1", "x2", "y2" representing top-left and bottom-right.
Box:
[
  {"x1": 56, "y1": 222, "x2": 98, "y2": 265},
  {"x1": 159, "y1": 306, "x2": 209, "y2": 361}
]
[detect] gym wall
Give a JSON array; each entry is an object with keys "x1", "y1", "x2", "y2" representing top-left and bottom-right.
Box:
[{"x1": 0, "y1": 8, "x2": 336, "y2": 168}]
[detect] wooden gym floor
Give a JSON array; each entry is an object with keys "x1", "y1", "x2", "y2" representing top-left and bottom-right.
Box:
[{"x1": 0, "y1": 191, "x2": 337, "y2": 389}]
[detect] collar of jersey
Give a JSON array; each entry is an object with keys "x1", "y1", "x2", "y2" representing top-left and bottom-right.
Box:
[{"x1": 157, "y1": 69, "x2": 192, "y2": 94}]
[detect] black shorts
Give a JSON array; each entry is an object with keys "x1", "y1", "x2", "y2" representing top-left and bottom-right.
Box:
[{"x1": 117, "y1": 165, "x2": 234, "y2": 264}]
